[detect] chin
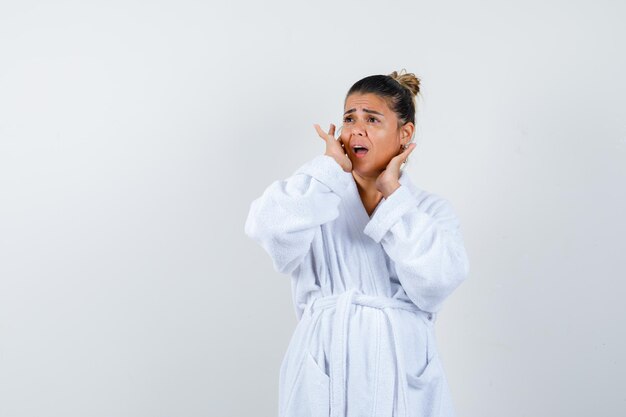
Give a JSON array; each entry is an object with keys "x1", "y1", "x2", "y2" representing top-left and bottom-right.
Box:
[{"x1": 352, "y1": 165, "x2": 380, "y2": 178}]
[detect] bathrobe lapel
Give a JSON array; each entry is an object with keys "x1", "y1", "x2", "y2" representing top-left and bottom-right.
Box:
[
  {"x1": 339, "y1": 169, "x2": 414, "y2": 294},
  {"x1": 345, "y1": 168, "x2": 414, "y2": 228}
]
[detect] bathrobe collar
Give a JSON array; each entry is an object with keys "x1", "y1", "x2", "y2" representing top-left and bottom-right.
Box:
[{"x1": 348, "y1": 168, "x2": 417, "y2": 224}]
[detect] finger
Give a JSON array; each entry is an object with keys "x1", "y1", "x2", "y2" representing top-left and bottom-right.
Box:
[
  {"x1": 313, "y1": 124, "x2": 328, "y2": 141},
  {"x1": 391, "y1": 144, "x2": 415, "y2": 167},
  {"x1": 396, "y1": 143, "x2": 415, "y2": 157},
  {"x1": 404, "y1": 143, "x2": 417, "y2": 156},
  {"x1": 329, "y1": 123, "x2": 336, "y2": 137},
  {"x1": 399, "y1": 144, "x2": 417, "y2": 165}
]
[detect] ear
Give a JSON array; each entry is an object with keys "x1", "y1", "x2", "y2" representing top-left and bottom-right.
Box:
[{"x1": 400, "y1": 122, "x2": 415, "y2": 147}]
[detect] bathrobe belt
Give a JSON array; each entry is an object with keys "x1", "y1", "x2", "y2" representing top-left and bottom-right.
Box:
[{"x1": 305, "y1": 288, "x2": 435, "y2": 417}]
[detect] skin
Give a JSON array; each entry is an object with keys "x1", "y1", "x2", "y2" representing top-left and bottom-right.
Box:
[{"x1": 313, "y1": 92, "x2": 416, "y2": 216}]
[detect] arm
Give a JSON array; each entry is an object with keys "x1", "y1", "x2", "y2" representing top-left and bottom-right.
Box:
[
  {"x1": 363, "y1": 185, "x2": 470, "y2": 313},
  {"x1": 244, "y1": 154, "x2": 353, "y2": 275}
]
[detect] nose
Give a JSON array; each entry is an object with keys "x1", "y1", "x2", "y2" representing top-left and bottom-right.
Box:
[{"x1": 349, "y1": 121, "x2": 366, "y2": 136}]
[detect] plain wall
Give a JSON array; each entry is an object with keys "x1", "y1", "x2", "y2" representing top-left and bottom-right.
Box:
[{"x1": 1, "y1": 1, "x2": 625, "y2": 416}]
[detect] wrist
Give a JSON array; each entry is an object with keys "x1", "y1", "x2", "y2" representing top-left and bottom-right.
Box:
[{"x1": 380, "y1": 181, "x2": 401, "y2": 198}]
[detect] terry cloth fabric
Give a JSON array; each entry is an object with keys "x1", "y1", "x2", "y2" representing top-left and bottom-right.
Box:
[{"x1": 245, "y1": 154, "x2": 470, "y2": 417}]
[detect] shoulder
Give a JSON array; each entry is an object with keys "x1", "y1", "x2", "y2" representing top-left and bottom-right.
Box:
[
  {"x1": 399, "y1": 172, "x2": 460, "y2": 230},
  {"x1": 292, "y1": 155, "x2": 353, "y2": 195}
]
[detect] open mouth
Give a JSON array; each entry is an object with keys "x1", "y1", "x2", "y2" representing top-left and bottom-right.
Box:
[{"x1": 352, "y1": 145, "x2": 369, "y2": 156}]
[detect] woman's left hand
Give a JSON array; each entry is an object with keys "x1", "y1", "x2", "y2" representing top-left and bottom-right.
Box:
[{"x1": 375, "y1": 143, "x2": 417, "y2": 198}]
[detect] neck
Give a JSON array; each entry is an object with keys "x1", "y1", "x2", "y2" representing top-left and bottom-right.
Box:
[{"x1": 352, "y1": 171, "x2": 383, "y2": 202}]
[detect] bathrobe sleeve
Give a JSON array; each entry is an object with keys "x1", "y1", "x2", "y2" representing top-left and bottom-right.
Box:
[
  {"x1": 244, "y1": 154, "x2": 353, "y2": 275},
  {"x1": 363, "y1": 184, "x2": 470, "y2": 313}
]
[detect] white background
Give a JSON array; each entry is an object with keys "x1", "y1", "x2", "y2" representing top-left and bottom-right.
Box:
[{"x1": 1, "y1": 1, "x2": 625, "y2": 416}]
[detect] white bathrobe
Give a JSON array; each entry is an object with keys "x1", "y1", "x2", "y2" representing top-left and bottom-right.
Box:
[{"x1": 244, "y1": 154, "x2": 470, "y2": 417}]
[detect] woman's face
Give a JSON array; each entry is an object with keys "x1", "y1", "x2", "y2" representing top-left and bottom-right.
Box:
[{"x1": 339, "y1": 92, "x2": 413, "y2": 178}]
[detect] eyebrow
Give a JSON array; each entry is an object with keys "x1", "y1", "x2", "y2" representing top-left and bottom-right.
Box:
[{"x1": 343, "y1": 108, "x2": 385, "y2": 116}]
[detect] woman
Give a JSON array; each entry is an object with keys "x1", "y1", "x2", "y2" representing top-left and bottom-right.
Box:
[{"x1": 244, "y1": 70, "x2": 470, "y2": 417}]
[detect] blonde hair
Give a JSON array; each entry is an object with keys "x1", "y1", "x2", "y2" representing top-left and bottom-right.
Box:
[{"x1": 388, "y1": 68, "x2": 421, "y2": 98}]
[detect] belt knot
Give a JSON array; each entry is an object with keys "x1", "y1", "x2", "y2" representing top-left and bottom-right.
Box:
[{"x1": 304, "y1": 288, "x2": 433, "y2": 417}]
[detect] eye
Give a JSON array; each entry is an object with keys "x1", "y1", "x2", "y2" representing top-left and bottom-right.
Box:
[{"x1": 343, "y1": 116, "x2": 379, "y2": 123}]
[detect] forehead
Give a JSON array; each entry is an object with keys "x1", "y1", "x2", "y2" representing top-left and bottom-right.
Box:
[{"x1": 344, "y1": 93, "x2": 390, "y2": 113}]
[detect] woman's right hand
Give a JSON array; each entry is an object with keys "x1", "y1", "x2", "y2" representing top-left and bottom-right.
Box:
[{"x1": 313, "y1": 123, "x2": 352, "y2": 173}]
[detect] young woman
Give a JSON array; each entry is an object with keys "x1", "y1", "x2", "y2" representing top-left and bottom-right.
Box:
[{"x1": 244, "y1": 70, "x2": 470, "y2": 417}]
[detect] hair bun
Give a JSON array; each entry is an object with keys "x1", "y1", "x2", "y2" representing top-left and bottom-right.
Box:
[{"x1": 389, "y1": 69, "x2": 421, "y2": 97}]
